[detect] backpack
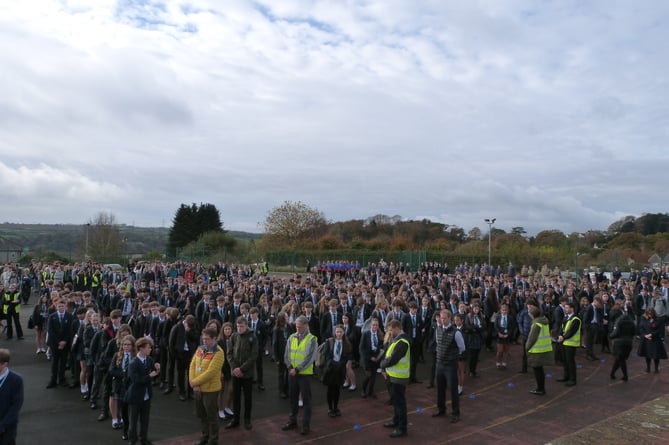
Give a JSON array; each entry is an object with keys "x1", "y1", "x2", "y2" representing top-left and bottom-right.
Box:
[{"x1": 314, "y1": 338, "x2": 332, "y2": 368}]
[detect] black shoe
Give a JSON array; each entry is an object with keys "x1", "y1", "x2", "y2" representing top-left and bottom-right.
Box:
[
  {"x1": 281, "y1": 422, "x2": 297, "y2": 431},
  {"x1": 610, "y1": 374, "x2": 616, "y2": 380},
  {"x1": 529, "y1": 389, "x2": 545, "y2": 395},
  {"x1": 90, "y1": 402, "x2": 98, "y2": 410},
  {"x1": 279, "y1": 392, "x2": 288, "y2": 399},
  {"x1": 383, "y1": 421, "x2": 397, "y2": 428},
  {"x1": 68, "y1": 383, "x2": 77, "y2": 389},
  {"x1": 159, "y1": 382, "x2": 166, "y2": 390},
  {"x1": 244, "y1": 421, "x2": 252, "y2": 430},
  {"x1": 565, "y1": 381, "x2": 576, "y2": 387},
  {"x1": 389, "y1": 430, "x2": 407, "y2": 438},
  {"x1": 556, "y1": 378, "x2": 568, "y2": 382},
  {"x1": 622, "y1": 375, "x2": 628, "y2": 381},
  {"x1": 97, "y1": 413, "x2": 109, "y2": 421},
  {"x1": 426, "y1": 384, "x2": 435, "y2": 389},
  {"x1": 46, "y1": 382, "x2": 57, "y2": 389},
  {"x1": 224, "y1": 421, "x2": 240, "y2": 429},
  {"x1": 328, "y1": 410, "x2": 337, "y2": 418},
  {"x1": 258, "y1": 384, "x2": 265, "y2": 391},
  {"x1": 410, "y1": 378, "x2": 422, "y2": 384},
  {"x1": 518, "y1": 369, "x2": 528, "y2": 374},
  {"x1": 82, "y1": 394, "x2": 90, "y2": 400},
  {"x1": 334, "y1": 409, "x2": 341, "y2": 417},
  {"x1": 432, "y1": 411, "x2": 446, "y2": 417},
  {"x1": 586, "y1": 355, "x2": 598, "y2": 361},
  {"x1": 300, "y1": 426, "x2": 310, "y2": 435},
  {"x1": 163, "y1": 388, "x2": 173, "y2": 395},
  {"x1": 122, "y1": 433, "x2": 129, "y2": 440},
  {"x1": 450, "y1": 414, "x2": 460, "y2": 423},
  {"x1": 178, "y1": 394, "x2": 187, "y2": 401}
]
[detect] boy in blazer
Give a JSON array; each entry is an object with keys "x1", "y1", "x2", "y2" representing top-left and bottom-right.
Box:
[{"x1": 125, "y1": 337, "x2": 160, "y2": 445}]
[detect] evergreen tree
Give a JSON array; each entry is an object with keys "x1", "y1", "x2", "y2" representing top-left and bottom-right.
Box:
[{"x1": 167, "y1": 203, "x2": 224, "y2": 257}]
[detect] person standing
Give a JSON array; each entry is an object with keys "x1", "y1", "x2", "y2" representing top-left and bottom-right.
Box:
[
  {"x1": 46, "y1": 300, "x2": 74, "y2": 388},
  {"x1": 432, "y1": 310, "x2": 465, "y2": 424},
  {"x1": 379, "y1": 319, "x2": 411, "y2": 438},
  {"x1": 525, "y1": 306, "x2": 553, "y2": 395},
  {"x1": 190, "y1": 327, "x2": 225, "y2": 445},
  {"x1": 638, "y1": 308, "x2": 668, "y2": 373},
  {"x1": 225, "y1": 317, "x2": 258, "y2": 430},
  {"x1": 2, "y1": 284, "x2": 23, "y2": 341},
  {"x1": 557, "y1": 301, "x2": 581, "y2": 386},
  {"x1": 0, "y1": 349, "x2": 24, "y2": 445},
  {"x1": 609, "y1": 311, "x2": 636, "y2": 381},
  {"x1": 125, "y1": 337, "x2": 160, "y2": 445},
  {"x1": 282, "y1": 315, "x2": 318, "y2": 436},
  {"x1": 359, "y1": 317, "x2": 381, "y2": 398},
  {"x1": 321, "y1": 325, "x2": 351, "y2": 417}
]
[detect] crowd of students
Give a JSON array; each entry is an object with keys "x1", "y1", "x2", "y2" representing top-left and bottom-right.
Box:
[{"x1": 2, "y1": 259, "x2": 669, "y2": 441}]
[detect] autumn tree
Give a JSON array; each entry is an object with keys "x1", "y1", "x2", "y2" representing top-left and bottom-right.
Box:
[
  {"x1": 86, "y1": 211, "x2": 123, "y2": 262},
  {"x1": 263, "y1": 201, "x2": 327, "y2": 247}
]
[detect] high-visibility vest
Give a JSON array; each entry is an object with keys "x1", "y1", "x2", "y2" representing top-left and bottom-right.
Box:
[
  {"x1": 385, "y1": 338, "x2": 410, "y2": 379},
  {"x1": 563, "y1": 316, "x2": 581, "y2": 347},
  {"x1": 2, "y1": 291, "x2": 20, "y2": 315},
  {"x1": 528, "y1": 322, "x2": 552, "y2": 354},
  {"x1": 288, "y1": 332, "x2": 316, "y2": 375}
]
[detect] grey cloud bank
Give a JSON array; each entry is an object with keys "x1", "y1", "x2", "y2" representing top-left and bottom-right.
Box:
[{"x1": 0, "y1": 1, "x2": 667, "y2": 235}]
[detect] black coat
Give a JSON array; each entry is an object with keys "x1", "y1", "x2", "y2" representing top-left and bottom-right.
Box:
[
  {"x1": 609, "y1": 314, "x2": 635, "y2": 359},
  {"x1": 124, "y1": 356, "x2": 155, "y2": 404}
]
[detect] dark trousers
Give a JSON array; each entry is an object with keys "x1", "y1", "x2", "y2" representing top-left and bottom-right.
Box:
[
  {"x1": 50, "y1": 346, "x2": 69, "y2": 384},
  {"x1": 158, "y1": 345, "x2": 169, "y2": 384},
  {"x1": 467, "y1": 349, "x2": 480, "y2": 375},
  {"x1": 326, "y1": 384, "x2": 341, "y2": 410},
  {"x1": 195, "y1": 391, "x2": 220, "y2": 444},
  {"x1": 288, "y1": 374, "x2": 312, "y2": 428},
  {"x1": 128, "y1": 399, "x2": 151, "y2": 444},
  {"x1": 428, "y1": 351, "x2": 437, "y2": 386},
  {"x1": 277, "y1": 363, "x2": 288, "y2": 396},
  {"x1": 91, "y1": 369, "x2": 111, "y2": 412},
  {"x1": 532, "y1": 366, "x2": 545, "y2": 391},
  {"x1": 166, "y1": 350, "x2": 176, "y2": 388},
  {"x1": 0, "y1": 424, "x2": 17, "y2": 445},
  {"x1": 231, "y1": 376, "x2": 253, "y2": 423},
  {"x1": 521, "y1": 337, "x2": 528, "y2": 372},
  {"x1": 5, "y1": 311, "x2": 22, "y2": 339},
  {"x1": 611, "y1": 342, "x2": 632, "y2": 377},
  {"x1": 175, "y1": 351, "x2": 193, "y2": 395},
  {"x1": 255, "y1": 350, "x2": 264, "y2": 385},
  {"x1": 120, "y1": 401, "x2": 129, "y2": 435},
  {"x1": 585, "y1": 324, "x2": 599, "y2": 357},
  {"x1": 436, "y1": 361, "x2": 460, "y2": 415},
  {"x1": 389, "y1": 382, "x2": 407, "y2": 433},
  {"x1": 409, "y1": 338, "x2": 420, "y2": 380},
  {"x1": 562, "y1": 346, "x2": 577, "y2": 383},
  {"x1": 361, "y1": 364, "x2": 378, "y2": 396}
]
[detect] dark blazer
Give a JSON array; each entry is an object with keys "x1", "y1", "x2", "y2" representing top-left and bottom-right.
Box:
[
  {"x1": 124, "y1": 355, "x2": 155, "y2": 404},
  {"x1": 320, "y1": 311, "x2": 342, "y2": 342},
  {"x1": 359, "y1": 329, "x2": 382, "y2": 370},
  {"x1": 0, "y1": 370, "x2": 24, "y2": 434},
  {"x1": 46, "y1": 311, "x2": 74, "y2": 349}
]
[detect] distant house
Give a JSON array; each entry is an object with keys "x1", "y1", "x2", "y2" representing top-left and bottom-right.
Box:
[
  {"x1": 0, "y1": 237, "x2": 22, "y2": 263},
  {"x1": 648, "y1": 253, "x2": 662, "y2": 268}
]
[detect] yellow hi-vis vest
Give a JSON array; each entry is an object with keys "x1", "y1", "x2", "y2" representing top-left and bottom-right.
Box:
[
  {"x1": 289, "y1": 332, "x2": 316, "y2": 375},
  {"x1": 385, "y1": 338, "x2": 410, "y2": 379},
  {"x1": 2, "y1": 292, "x2": 20, "y2": 315},
  {"x1": 528, "y1": 322, "x2": 552, "y2": 354},
  {"x1": 563, "y1": 316, "x2": 581, "y2": 347}
]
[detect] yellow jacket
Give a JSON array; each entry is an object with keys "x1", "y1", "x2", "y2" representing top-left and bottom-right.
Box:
[{"x1": 189, "y1": 345, "x2": 225, "y2": 392}]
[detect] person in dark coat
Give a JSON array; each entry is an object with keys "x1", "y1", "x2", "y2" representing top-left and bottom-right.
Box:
[
  {"x1": 464, "y1": 304, "x2": 485, "y2": 378},
  {"x1": 637, "y1": 308, "x2": 668, "y2": 373},
  {"x1": 0, "y1": 348, "x2": 24, "y2": 445},
  {"x1": 609, "y1": 311, "x2": 636, "y2": 381},
  {"x1": 321, "y1": 324, "x2": 351, "y2": 417},
  {"x1": 46, "y1": 300, "x2": 74, "y2": 388},
  {"x1": 359, "y1": 317, "x2": 382, "y2": 398},
  {"x1": 125, "y1": 337, "x2": 160, "y2": 445}
]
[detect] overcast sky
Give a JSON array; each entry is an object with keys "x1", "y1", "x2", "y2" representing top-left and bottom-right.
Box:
[{"x1": 1, "y1": 1, "x2": 667, "y2": 235}]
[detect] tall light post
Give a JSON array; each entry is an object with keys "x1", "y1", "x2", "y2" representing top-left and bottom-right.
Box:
[
  {"x1": 85, "y1": 223, "x2": 90, "y2": 261},
  {"x1": 484, "y1": 218, "x2": 496, "y2": 270}
]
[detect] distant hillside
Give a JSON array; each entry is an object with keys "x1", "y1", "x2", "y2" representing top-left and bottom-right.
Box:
[{"x1": 0, "y1": 223, "x2": 261, "y2": 260}]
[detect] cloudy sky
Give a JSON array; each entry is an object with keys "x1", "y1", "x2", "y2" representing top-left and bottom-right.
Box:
[{"x1": 1, "y1": 0, "x2": 667, "y2": 235}]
